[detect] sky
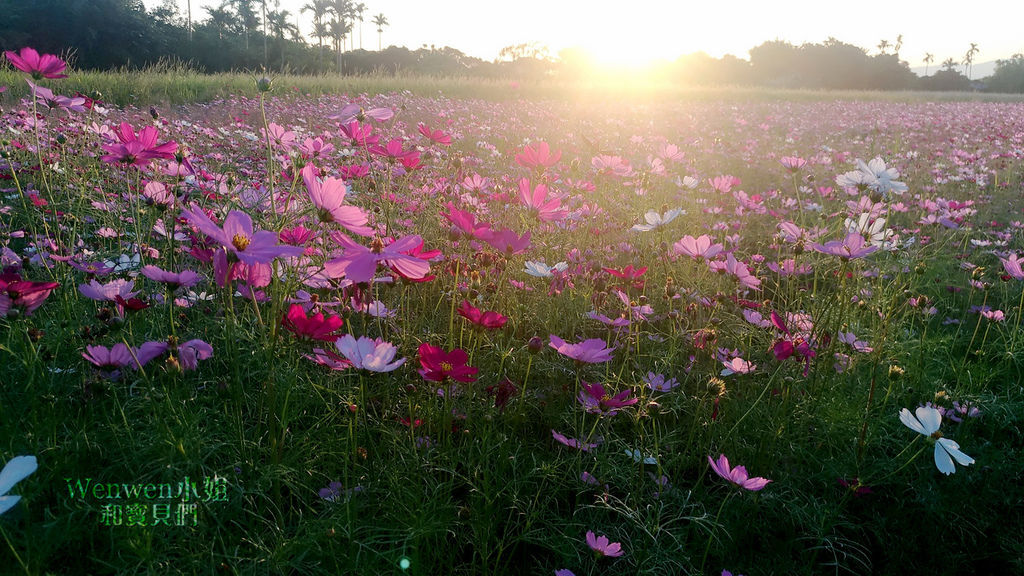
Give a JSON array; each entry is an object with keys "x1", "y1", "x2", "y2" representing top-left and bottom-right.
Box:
[{"x1": 147, "y1": 0, "x2": 1024, "y2": 70}]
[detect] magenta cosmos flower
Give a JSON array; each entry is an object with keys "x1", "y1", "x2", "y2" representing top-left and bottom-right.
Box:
[
  {"x1": 281, "y1": 304, "x2": 344, "y2": 342},
  {"x1": 549, "y1": 335, "x2": 615, "y2": 364},
  {"x1": 585, "y1": 530, "x2": 624, "y2": 558},
  {"x1": 578, "y1": 381, "x2": 637, "y2": 416},
  {"x1": 551, "y1": 430, "x2": 600, "y2": 452},
  {"x1": 4, "y1": 47, "x2": 67, "y2": 79},
  {"x1": 181, "y1": 205, "x2": 303, "y2": 265},
  {"x1": 100, "y1": 122, "x2": 178, "y2": 167},
  {"x1": 299, "y1": 164, "x2": 373, "y2": 236},
  {"x1": 457, "y1": 300, "x2": 507, "y2": 330},
  {"x1": 518, "y1": 178, "x2": 567, "y2": 222},
  {"x1": 0, "y1": 273, "x2": 59, "y2": 316},
  {"x1": 707, "y1": 454, "x2": 771, "y2": 491},
  {"x1": 515, "y1": 141, "x2": 561, "y2": 169},
  {"x1": 334, "y1": 334, "x2": 405, "y2": 372},
  {"x1": 417, "y1": 342, "x2": 478, "y2": 383},
  {"x1": 674, "y1": 234, "x2": 724, "y2": 261},
  {"x1": 324, "y1": 234, "x2": 431, "y2": 283},
  {"x1": 811, "y1": 233, "x2": 878, "y2": 260}
]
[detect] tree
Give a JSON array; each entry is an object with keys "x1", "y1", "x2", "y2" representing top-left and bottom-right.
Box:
[
  {"x1": 963, "y1": 42, "x2": 979, "y2": 80},
  {"x1": 923, "y1": 52, "x2": 934, "y2": 76},
  {"x1": 372, "y1": 13, "x2": 388, "y2": 51},
  {"x1": 302, "y1": 0, "x2": 332, "y2": 64},
  {"x1": 941, "y1": 57, "x2": 958, "y2": 72},
  {"x1": 266, "y1": 7, "x2": 299, "y2": 68},
  {"x1": 204, "y1": 2, "x2": 237, "y2": 42},
  {"x1": 877, "y1": 39, "x2": 890, "y2": 55},
  {"x1": 232, "y1": 0, "x2": 260, "y2": 51},
  {"x1": 354, "y1": 2, "x2": 366, "y2": 49},
  {"x1": 893, "y1": 34, "x2": 903, "y2": 58},
  {"x1": 987, "y1": 53, "x2": 1024, "y2": 93}
]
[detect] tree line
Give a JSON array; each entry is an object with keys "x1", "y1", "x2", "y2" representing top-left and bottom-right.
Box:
[{"x1": 3, "y1": 1, "x2": 1024, "y2": 93}]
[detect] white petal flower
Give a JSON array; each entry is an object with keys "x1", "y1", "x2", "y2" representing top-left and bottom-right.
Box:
[{"x1": 0, "y1": 455, "x2": 38, "y2": 516}]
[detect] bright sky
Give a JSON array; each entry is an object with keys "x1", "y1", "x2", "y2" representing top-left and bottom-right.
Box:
[{"x1": 149, "y1": 0, "x2": 1024, "y2": 69}]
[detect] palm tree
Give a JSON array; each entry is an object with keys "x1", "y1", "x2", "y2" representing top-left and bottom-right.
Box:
[
  {"x1": 372, "y1": 13, "x2": 388, "y2": 51},
  {"x1": 267, "y1": 7, "x2": 299, "y2": 68},
  {"x1": 893, "y1": 34, "x2": 903, "y2": 58},
  {"x1": 302, "y1": 0, "x2": 332, "y2": 64},
  {"x1": 329, "y1": 0, "x2": 353, "y2": 52},
  {"x1": 877, "y1": 39, "x2": 890, "y2": 55},
  {"x1": 941, "y1": 57, "x2": 958, "y2": 73},
  {"x1": 963, "y1": 43, "x2": 979, "y2": 80},
  {"x1": 232, "y1": 0, "x2": 260, "y2": 51},
  {"x1": 923, "y1": 53, "x2": 934, "y2": 76},
  {"x1": 205, "y1": 3, "x2": 237, "y2": 41},
  {"x1": 329, "y1": 17, "x2": 352, "y2": 72},
  {"x1": 187, "y1": 0, "x2": 193, "y2": 43},
  {"x1": 354, "y1": 3, "x2": 366, "y2": 49}
]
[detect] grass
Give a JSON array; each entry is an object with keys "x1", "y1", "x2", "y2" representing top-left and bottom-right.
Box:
[{"x1": 0, "y1": 70, "x2": 1022, "y2": 575}]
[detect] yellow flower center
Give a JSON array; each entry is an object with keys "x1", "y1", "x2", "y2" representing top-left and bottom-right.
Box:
[
  {"x1": 232, "y1": 233, "x2": 251, "y2": 251},
  {"x1": 441, "y1": 362, "x2": 453, "y2": 372}
]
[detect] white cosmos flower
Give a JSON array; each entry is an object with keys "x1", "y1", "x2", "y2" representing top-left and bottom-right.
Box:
[
  {"x1": 845, "y1": 214, "x2": 896, "y2": 250},
  {"x1": 631, "y1": 208, "x2": 684, "y2": 232},
  {"x1": 524, "y1": 260, "x2": 567, "y2": 278},
  {"x1": 0, "y1": 455, "x2": 38, "y2": 515},
  {"x1": 899, "y1": 407, "x2": 975, "y2": 475}
]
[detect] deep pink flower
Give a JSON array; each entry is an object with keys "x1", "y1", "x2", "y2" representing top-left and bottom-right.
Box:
[
  {"x1": 549, "y1": 335, "x2": 615, "y2": 364},
  {"x1": 578, "y1": 381, "x2": 637, "y2": 416},
  {"x1": 304, "y1": 347, "x2": 353, "y2": 371},
  {"x1": 515, "y1": 141, "x2": 561, "y2": 169},
  {"x1": 457, "y1": 300, "x2": 507, "y2": 330},
  {"x1": 100, "y1": 122, "x2": 177, "y2": 166},
  {"x1": 417, "y1": 122, "x2": 452, "y2": 145},
  {"x1": 324, "y1": 234, "x2": 431, "y2": 283},
  {"x1": 300, "y1": 165, "x2": 372, "y2": 236},
  {"x1": 585, "y1": 530, "x2": 624, "y2": 558},
  {"x1": 282, "y1": 304, "x2": 344, "y2": 341},
  {"x1": 518, "y1": 178, "x2": 567, "y2": 222},
  {"x1": 602, "y1": 265, "x2": 647, "y2": 290},
  {"x1": 709, "y1": 254, "x2": 761, "y2": 290},
  {"x1": 483, "y1": 229, "x2": 531, "y2": 254},
  {"x1": 181, "y1": 205, "x2": 303, "y2": 265},
  {"x1": 338, "y1": 121, "x2": 379, "y2": 146},
  {"x1": 707, "y1": 454, "x2": 771, "y2": 491},
  {"x1": 5, "y1": 47, "x2": 67, "y2": 79},
  {"x1": 0, "y1": 273, "x2": 59, "y2": 316},
  {"x1": 442, "y1": 203, "x2": 492, "y2": 239},
  {"x1": 417, "y1": 342, "x2": 478, "y2": 383}
]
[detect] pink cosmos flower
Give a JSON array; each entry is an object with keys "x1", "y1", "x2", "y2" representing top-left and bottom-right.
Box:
[
  {"x1": 78, "y1": 278, "x2": 139, "y2": 303},
  {"x1": 334, "y1": 334, "x2": 405, "y2": 372},
  {"x1": 300, "y1": 164, "x2": 372, "y2": 236},
  {"x1": 330, "y1": 103, "x2": 393, "y2": 124},
  {"x1": 673, "y1": 235, "x2": 723, "y2": 261},
  {"x1": 709, "y1": 175, "x2": 741, "y2": 194},
  {"x1": 585, "y1": 531, "x2": 624, "y2": 558},
  {"x1": 780, "y1": 156, "x2": 808, "y2": 171},
  {"x1": 999, "y1": 253, "x2": 1024, "y2": 280},
  {"x1": 710, "y1": 254, "x2": 761, "y2": 290},
  {"x1": 549, "y1": 335, "x2": 615, "y2": 364},
  {"x1": 518, "y1": 178, "x2": 567, "y2": 222},
  {"x1": 82, "y1": 343, "x2": 136, "y2": 371},
  {"x1": 515, "y1": 141, "x2": 561, "y2": 169},
  {"x1": 140, "y1": 265, "x2": 201, "y2": 288},
  {"x1": 305, "y1": 347, "x2": 354, "y2": 371},
  {"x1": 338, "y1": 121, "x2": 379, "y2": 147},
  {"x1": 811, "y1": 233, "x2": 878, "y2": 259},
  {"x1": 720, "y1": 356, "x2": 756, "y2": 376},
  {"x1": 417, "y1": 122, "x2": 452, "y2": 145},
  {"x1": 4, "y1": 47, "x2": 68, "y2": 79},
  {"x1": 591, "y1": 155, "x2": 633, "y2": 177},
  {"x1": 551, "y1": 430, "x2": 599, "y2": 452},
  {"x1": 324, "y1": 234, "x2": 431, "y2": 283},
  {"x1": 181, "y1": 205, "x2": 303, "y2": 265},
  {"x1": 707, "y1": 454, "x2": 771, "y2": 491},
  {"x1": 578, "y1": 381, "x2": 637, "y2": 416}
]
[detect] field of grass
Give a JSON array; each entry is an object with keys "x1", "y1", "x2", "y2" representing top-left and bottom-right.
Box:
[{"x1": 1, "y1": 61, "x2": 1023, "y2": 576}]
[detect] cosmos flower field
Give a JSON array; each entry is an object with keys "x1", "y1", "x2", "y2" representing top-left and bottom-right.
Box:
[{"x1": 1, "y1": 49, "x2": 1023, "y2": 575}]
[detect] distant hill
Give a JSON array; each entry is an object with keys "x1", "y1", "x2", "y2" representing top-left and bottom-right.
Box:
[{"x1": 911, "y1": 59, "x2": 997, "y2": 79}]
